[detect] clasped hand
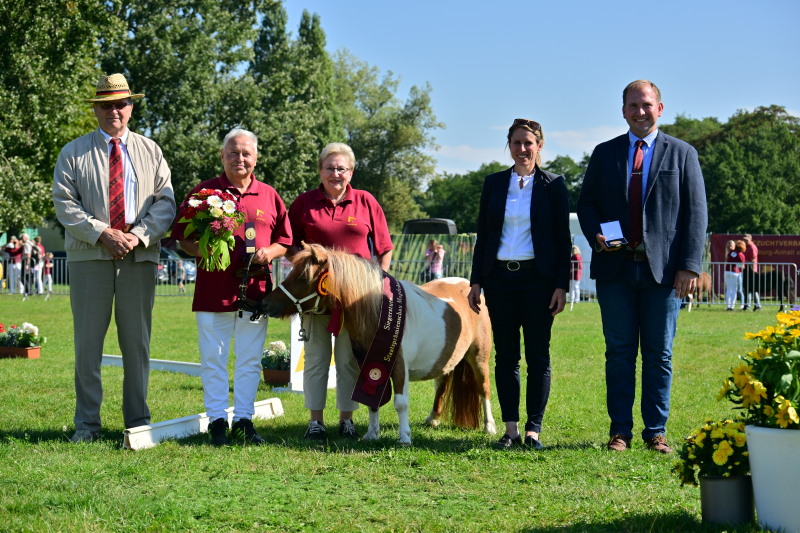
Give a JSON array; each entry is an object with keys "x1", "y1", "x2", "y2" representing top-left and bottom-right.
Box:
[{"x1": 100, "y1": 228, "x2": 138, "y2": 260}]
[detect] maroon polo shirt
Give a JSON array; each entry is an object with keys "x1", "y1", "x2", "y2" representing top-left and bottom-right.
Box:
[
  {"x1": 288, "y1": 185, "x2": 393, "y2": 259},
  {"x1": 172, "y1": 173, "x2": 293, "y2": 312}
]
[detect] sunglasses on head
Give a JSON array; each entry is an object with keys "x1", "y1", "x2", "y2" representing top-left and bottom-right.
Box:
[
  {"x1": 97, "y1": 100, "x2": 132, "y2": 110},
  {"x1": 512, "y1": 118, "x2": 541, "y2": 131}
]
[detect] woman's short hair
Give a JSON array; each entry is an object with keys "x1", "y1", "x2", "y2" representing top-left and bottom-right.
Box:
[
  {"x1": 571, "y1": 245, "x2": 581, "y2": 255},
  {"x1": 507, "y1": 119, "x2": 545, "y2": 167},
  {"x1": 222, "y1": 128, "x2": 258, "y2": 154},
  {"x1": 735, "y1": 240, "x2": 746, "y2": 252},
  {"x1": 318, "y1": 142, "x2": 356, "y2": 170}
]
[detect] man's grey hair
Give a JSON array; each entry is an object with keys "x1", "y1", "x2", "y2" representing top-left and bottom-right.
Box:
[{"x1": 222, "y1": 128, "x2": 258, "y2": 154}]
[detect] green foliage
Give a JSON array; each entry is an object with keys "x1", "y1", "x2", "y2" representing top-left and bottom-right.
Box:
[
  {"x1": 543, "y1": 154, "x2": 590, "y2": 212},
  {"x1": 0, "y1": 296, "x2": 771, "y2": 532},
  {"x1": 662, "y1": 106, "x2": 800, "y2": 234},
  {"x1": 0, "y1": 0, "x2": 114, "y2": 233},
  {"x1": 421, "y1": 162, "x2": 506, "y2": 233},
  {"x1": 333, "y1": 50, "x2": 443, "y2": 229}
]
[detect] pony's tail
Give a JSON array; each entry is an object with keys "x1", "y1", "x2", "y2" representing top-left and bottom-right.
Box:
[{"x1": 443, "y1": 359, "x2": 481, "y2": 429}]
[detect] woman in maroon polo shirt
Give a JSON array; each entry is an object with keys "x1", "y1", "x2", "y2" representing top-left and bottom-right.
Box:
[
  {"x1": 174, "y1": 128, "x2": 292, "y2": 446},
  {"x1": 288, "y1": 142, "x2": 393, "y2": 441}
]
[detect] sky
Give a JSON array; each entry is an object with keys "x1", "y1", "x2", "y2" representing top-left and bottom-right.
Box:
[{"x1": 284, "y1": 0, "x2": 800, "y2": 176}]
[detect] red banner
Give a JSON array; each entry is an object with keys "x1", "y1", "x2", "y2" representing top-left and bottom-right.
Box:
[{"x1": 709, "y1": 234, "x2": 800, "y2": 266}]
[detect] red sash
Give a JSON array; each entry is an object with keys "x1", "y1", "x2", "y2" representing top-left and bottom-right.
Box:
[{"x1": 351, "y1": 272, "x2": 406, "y2": 409}]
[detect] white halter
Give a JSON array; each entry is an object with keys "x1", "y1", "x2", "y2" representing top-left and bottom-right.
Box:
[{"x1": 276, "y1": 282, "x2": 325, "y2": 342}]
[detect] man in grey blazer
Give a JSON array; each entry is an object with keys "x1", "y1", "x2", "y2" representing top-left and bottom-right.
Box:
[
  {"x1": 577, "y1": 80, "x2": 707, "y2": 454},
  {"x1": 53, "y1": 73, "x2": 176, "y2": 443}
]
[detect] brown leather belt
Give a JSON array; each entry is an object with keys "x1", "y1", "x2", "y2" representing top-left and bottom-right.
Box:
[
  {"x1": 624, "y1": 250, "x2": 648, "y2": 262},
  {"x1": 496, "y1": 259, "x2": 536, "y2": 271}
]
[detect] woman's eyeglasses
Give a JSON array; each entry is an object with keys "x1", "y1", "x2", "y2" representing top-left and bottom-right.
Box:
[
  {"x1": 512, "y1": 118, "x2": 541, "y2": 131},
  {"x1": 324, "y1": 167, "x2": 351, "y2": 175}
]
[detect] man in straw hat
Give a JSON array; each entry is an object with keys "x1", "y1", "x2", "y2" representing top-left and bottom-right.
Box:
[{"x1": 53, "y1": 73, "x2": 176, "y2": 443}]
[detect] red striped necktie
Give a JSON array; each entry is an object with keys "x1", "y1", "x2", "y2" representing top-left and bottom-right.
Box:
[
  {"x1": 628, "y1": 140, "x2": 645, "y2": 249},
  {"x1": 109, "y1": 138, "x2": 125, "y2": 230}
]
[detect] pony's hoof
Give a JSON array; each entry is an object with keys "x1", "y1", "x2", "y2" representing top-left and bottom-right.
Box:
[
  {"x1": 425, "y1": 416, "x2": 441, "y2": 428},
  {"x1": 484, "y1": 422, "x2": 497, "y2": 435},
  {"x1": 362, "y1": 431, "x2": 380, "y2": 441},
  {"x1": 397, "y1": 438, "x2": 412, "y2": 446}
]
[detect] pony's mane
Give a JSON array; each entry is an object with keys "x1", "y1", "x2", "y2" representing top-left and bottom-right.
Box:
[{"x1": 325, "y1": 250, "x2": 383, "y2": 341}]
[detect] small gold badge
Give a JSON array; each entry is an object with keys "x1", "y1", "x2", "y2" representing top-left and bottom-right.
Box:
[
  {"x1": 368, "y1": 368, "x2": 382, "y2": 381},
  {"x1": 245, "y1": 227, "x2": 256, "y2": 240}
]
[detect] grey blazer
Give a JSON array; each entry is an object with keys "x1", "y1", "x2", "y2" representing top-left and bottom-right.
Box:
[{"x1": 576, "y1": 132, "x2": 707, "y2": 285}]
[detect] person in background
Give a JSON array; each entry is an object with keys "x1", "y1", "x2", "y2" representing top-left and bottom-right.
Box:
[
  {"x1": 53, "y1": 73, "x2": 176, "y2": 443},
  {"x1": 20, "y1": 233, "x2": 33, "y2": 297},
  {"x1": 577, "y1": 79, "x2": 707, "y2": 454},
  {"x1": 724, "y1": 239, "x2": 745, "y2": 311},
  {"x1": 33, "y1": 236, "x2": 46, "y2": 294},
  {"x1": 288, "y1": 142, "x2": 393, "y2": 441},
  {"x1": 175, "y1": 128, "x2": 292, "y2": 446},
  {"x1": 4, "y1": 236, "x2": 23, "y2": 294},
  {"x1": 569, "y1": 244, "x2": 583, "y2": 310},
  {"x1": 43, "y1": 252, "x2": 54, "y2": 299},
  {"x1": 426, "y1": 240, "x2": 446, "y2": 280},
  {"x1": 176, "y1": 259, "x2": 186, "y2": 294},
  {"x1": 468, "y1": 118, "x2": 571, "y2": 451},
  {"x1": 742, "y1": 233, "x2": 761, "y2": 311}
]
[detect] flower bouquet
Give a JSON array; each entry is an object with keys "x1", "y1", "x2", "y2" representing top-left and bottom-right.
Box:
[
  {"x1": 261, "y1": 340, "x2": 290, "y2": 371},
  {"x1": 178, "y1": 188, "x2": 245, "y2": 271},
  {"x1": 718, "y1": 310, "x2": 800, "y2": 429},
  {"x1": 672, "y1": 419, "x2": 749, "y2": 486},
  {"x1": 0, "y1": 322, "x2": 46, "y2": 348}
]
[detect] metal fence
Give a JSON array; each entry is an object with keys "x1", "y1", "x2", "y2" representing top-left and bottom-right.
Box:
[{"x1": 3, "y1": 257, "x2": 796, "y2": 309}]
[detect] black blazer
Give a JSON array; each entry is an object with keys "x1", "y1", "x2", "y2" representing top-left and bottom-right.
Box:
[{"x1": 470, "y1": 166, "x2": 571, "y2": 290}]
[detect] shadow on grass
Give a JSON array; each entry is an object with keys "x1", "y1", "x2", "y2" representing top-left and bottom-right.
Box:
[{"x1": 524, "y1": 510, "x2": 759, "y2": 532}]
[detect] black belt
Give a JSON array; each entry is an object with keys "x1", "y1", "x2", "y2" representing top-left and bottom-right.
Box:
[
  {"x1": 496, "y1": 259, "x2": 536, "y2": 271},
  {"x1": 623, "y1": 250, "x2": 648, "y2": 262}
]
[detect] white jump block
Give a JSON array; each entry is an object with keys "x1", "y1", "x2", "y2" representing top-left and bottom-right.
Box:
[
  {"x1": 123, "y1": 398, "x2": 284, "y2": 450},
  {"x1": 102, "y1": 354, "x2": 202, "y2": 376}
]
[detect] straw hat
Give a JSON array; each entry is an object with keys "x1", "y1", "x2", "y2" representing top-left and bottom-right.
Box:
[{"x1": 85, "y1": 73, "x2": 144, "y2": 102}]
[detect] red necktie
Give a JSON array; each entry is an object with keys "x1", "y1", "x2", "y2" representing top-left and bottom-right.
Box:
[
  {"x1": 109, "y1": 138, "x2": 125, "y2": 230},
  {"x1": 628, "y1": 140, "x2": 644, "y2": 249}
]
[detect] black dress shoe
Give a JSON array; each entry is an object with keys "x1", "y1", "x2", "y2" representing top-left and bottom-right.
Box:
[
  {"x1": 495, "y1": 434, "x2": 522, "y2": 449},
  {"x1": 523, "y1": 435, "x2": 544, "y2": 450}
]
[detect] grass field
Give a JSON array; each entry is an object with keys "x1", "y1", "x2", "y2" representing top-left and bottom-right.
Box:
[{"x1": 0, "y1": 293, "x2": 778, "y2": 532}]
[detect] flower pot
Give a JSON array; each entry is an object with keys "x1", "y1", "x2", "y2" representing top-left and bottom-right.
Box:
[
  {"x1": 699, "y1": 475, "x2": 754, "y2": 526},
  {"x1": 745, "y1": 425, "x2": 800, "y2": 532},
  {"x1": 0, "y1": 346, "x2": 40, "y2": 359},
  {"x1": 262, "y1": 369, "x2": 290, "y2": 386}
]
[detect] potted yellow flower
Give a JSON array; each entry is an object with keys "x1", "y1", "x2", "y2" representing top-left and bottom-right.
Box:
[
  {"x1": 672, "y1": 419, "x2": 753, "y2": 526},
  {"x1": 0, "y1": 322, "x2": 45, "y2": 359},
  {"x1": 718, "y1": 309, "x2": 800, "y2": 532}
]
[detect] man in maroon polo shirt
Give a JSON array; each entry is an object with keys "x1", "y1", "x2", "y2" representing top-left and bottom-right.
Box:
[{"x1": 174, "y1": 128, "x2": 292, "y2": 446}]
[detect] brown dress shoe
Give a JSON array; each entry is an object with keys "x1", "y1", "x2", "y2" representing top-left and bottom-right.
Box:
[
  {"x1": 607, "y1": 434, "x2": 631, "y2": 451},
  {"x1": 644, "y1": 434, "x2": 673, "y2": 454}
]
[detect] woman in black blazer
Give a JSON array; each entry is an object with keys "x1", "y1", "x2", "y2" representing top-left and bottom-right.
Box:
[{"x1": 468, "y1": 118, "x2": 571, "y2": 450}]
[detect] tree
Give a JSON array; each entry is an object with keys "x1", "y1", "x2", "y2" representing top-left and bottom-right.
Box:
[
  {"x1": 103, "y1": 0, "x2": 266, "y2": 203},
  {"x1": 420, "y1": 162, "x2": 506, "y2": 233},
  {"x1": 333, "y1": 50, "x2": 443, "y2": 230},
  {"x1": 700, "y1": 107, "x2": 800, "y2": 233},
  {"x1": 542, "y1": 154, "x2": 589, "y2": 212},
  {"x1": 0, "y1": 0, "x2": 115, "y2": 234},
  {"x1": 250, "y1": 6, "x2": 343, "y2": 203}
]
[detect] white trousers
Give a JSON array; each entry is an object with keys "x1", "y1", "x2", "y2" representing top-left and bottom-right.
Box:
[
  {"x1": 302, "y1": 313, "x2": 360, "y2": 412},
  {"x1": 569, "y1": 279, "x2": 581, "y2": 303},
  {"x1": 724, "y1": 271, "x2": 740, "y2": 308},
  {"x1": 196, "y1": 311, "x2": 268, "y2": 422}
]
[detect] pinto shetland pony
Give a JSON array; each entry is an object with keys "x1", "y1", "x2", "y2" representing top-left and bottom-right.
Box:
[{"x1": 263, "y1": 243, "x2": 496, "y2": 444}]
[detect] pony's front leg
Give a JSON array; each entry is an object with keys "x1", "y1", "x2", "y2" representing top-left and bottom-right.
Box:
[
  {"x1": 395, "y1": 392, "x2": 411, "y2": 444},
  {"x1": 363, "y1": 408, "x2": 381, "y2": 440},
  {"x1": 482, "y1": 397, "x2": 497, "y2": 435},
  {"x1": 425, "y1": 377, "x2": 446, "y2": 428}
]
